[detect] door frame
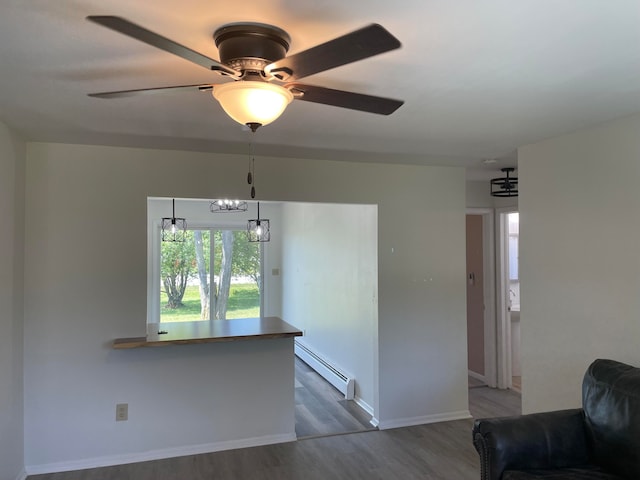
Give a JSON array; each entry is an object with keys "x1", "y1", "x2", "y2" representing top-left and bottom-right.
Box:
[
  {"x1": 466, "y1": 208, "x2": 497, "y2": 388},
  {"x1": 495, "y1": 207, "x2": 518, "y2": 389}
]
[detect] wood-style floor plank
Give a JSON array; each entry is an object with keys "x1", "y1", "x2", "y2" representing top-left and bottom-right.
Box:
[
  {"x1": 29, "y1": 420, "x2": 480, "y2": 480},
  {"x1": 468, "y1": 375, "x2": 486, "y2": 388},
  {"x1": 294, "y1": 357, "x2": 374, "y2": 438},
  {"x1": 469, "y1": 384, "x2": 521, "y2": 419}
]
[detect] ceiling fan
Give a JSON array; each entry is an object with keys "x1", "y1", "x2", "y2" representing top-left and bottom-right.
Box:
[{"x1": 87, "y1": 16, "x2": 404, "y2": 131}]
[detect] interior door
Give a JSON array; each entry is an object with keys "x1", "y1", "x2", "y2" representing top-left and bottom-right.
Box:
[{"x1": 466, "y1": 214, "x2": 485, "y2": 381}]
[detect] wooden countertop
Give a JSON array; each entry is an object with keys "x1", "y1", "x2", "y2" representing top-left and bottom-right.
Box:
[{"x1": 113, "y1": 316, "x2": 302, "y2": 349}]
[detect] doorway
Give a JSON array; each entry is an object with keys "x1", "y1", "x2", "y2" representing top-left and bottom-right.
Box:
[
  {"x1": 466, "y1": 207, "x2": 521, "y2": 413},
  {"x1": 496, "y1": 208, "x2": 521, "y2": 391},
  {"x1": 466, "y1": 209, "x2": 496, "y2": 389}
]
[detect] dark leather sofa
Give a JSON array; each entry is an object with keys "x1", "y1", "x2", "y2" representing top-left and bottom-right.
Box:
[{"x1": 472, "y1": 359, "x2": 640, "y2": 480}]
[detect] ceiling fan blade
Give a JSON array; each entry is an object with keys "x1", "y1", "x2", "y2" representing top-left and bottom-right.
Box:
[
  {"x1": 88, "y1": 84, "x2": 215, "y2": 99},
  {"x1": 265, "y1": 24, "x2": 400, "y2": 81},
  {"x1": 87, "y1": 16, "x2": 239, "y2": 78},
  {"x1": 286, "y1": 83, "x2": 403, "y2": 115}
]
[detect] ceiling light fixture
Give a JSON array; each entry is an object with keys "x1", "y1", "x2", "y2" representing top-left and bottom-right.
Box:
[
  {"x1": 490, "y1": 167, "x2": 518, "y2": 197},
  {"x1": 162, "y1": 198, "x2": 187, "y2": 242},
  {"x1": 212, "y1": 81, "x2": 294, "y2": 132},
  {"x1": 247, "y1": 202, "x2": 270, "y2": 243},
  {"x1": 210, "y1": 199, "x2": 248, "y2": 213},
  {"x1": 87, "y1": 17, "x2": 404, "y2": 129}
]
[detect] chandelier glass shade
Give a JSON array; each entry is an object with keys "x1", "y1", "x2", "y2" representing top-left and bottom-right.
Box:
[{"x1": 212, "y1": 81, "x2": 294, "y2": 128}]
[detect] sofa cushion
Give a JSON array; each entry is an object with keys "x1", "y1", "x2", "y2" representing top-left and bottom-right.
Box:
[
  {"x1": 503, "y1": 467, "x2": 624, "y2": 479},
  {"x1": 582, "y1": 359, "x2": 640, "y2": 479}
]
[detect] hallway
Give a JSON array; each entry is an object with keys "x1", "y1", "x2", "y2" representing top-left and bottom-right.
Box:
[{"x1": 469, "y1": 384, "x2": 521, "y2": 419}]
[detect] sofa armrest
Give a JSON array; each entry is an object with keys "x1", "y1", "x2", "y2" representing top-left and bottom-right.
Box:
[{"x1": 472, "y1": 408, "x2": 590, "y2": 480}]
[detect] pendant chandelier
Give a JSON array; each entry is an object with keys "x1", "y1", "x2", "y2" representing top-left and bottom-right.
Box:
[
  {"x1": 490, "y1": 167, "x2": 518, "y2": 197},
  {"x1": 161, "y1": 198, "x2": 187, "y2": 242},
  {"x1": 247, "y1": 202, "x2": 270, "y2": 243},
  {"x1": 210, "y1": 199, "x2": 248, "y2": 212}
]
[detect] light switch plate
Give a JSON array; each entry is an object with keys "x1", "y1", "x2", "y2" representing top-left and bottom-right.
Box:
[{"x1": 116, "y1": 403, "x2": 128, "y2": 421}]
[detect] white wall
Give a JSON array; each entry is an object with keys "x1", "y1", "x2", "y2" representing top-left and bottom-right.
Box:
[
  {"x1": 258, "y1": 153, "x2": 468, "y2": 427},
  {"x1": 519, "y1": 112, "x2": 640, "y2": 413},
  {"x1": 23, "y1": 145, "x2": 295, "y2": 472},
  {"x1": 0, "y1": 122, "x2": 25, "y2": 480},
  {"x1": 23, "y1": 142, "x2": 467, "y2": 469},
  {"x1": 281, "y1": 202, "x2": 377, "y2": 410}
]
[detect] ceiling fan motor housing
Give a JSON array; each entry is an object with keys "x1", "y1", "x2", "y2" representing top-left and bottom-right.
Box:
[{"x1": 214, "y1": 23, "x2": 291, "y2": 74}]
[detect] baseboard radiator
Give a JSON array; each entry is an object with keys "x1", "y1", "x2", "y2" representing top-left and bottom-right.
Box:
[{"x1": 295, "y1": 340, "x2": 355, "y2": 400}]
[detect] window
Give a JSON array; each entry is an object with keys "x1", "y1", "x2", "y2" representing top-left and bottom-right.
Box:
[
  {"x1": 153, "y1": 227, "x2": 262, "y2": 323},
  {"x1": 508, "y1": 212, "x2": 519, "y2": 281}
]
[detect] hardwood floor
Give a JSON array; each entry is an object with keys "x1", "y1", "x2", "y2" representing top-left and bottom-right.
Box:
[
  {"x1": 28, "y1": 371, "x2": 520, "y2": 479},
  {"x1": 468, "y1": 375, "x2": 486, "y2": 389},
  {"x1": 29, "y1": 420, "x2": 481, "y2": 480},
  {"x1": 469, "y1": 384, "x2": 521, "y2": 419},
  {"x1": 294, "y1": 356, "x2": 374, "y2": 438}
]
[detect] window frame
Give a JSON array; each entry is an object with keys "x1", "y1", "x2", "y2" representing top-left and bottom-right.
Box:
[{"x1": 147, "y1": 219, "x2": 264, "y2": 325}]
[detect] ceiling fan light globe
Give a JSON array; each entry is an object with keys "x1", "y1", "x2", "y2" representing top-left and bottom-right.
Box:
[{"x1": 212, "y1": 81, "x2": 293, "y2": 127}]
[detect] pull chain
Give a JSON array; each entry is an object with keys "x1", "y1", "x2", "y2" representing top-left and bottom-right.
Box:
[
  {"x1": 250, "y1": 157, "x2": 256, "y2": 199},
  {"x1": 248, "y1": 131, "x2": 256, "y2": 199},
  {"x1": 247, "y1": 135, "x2": 254, "y2": 186}
]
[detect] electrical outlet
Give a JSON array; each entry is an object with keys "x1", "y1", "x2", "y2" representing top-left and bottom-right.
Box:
[{"x1": 116, "y1": 403, "x2": 128, "y2": 421}]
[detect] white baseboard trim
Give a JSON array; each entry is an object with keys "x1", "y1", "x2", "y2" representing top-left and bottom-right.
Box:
[
  {"x1": 377, "y1": 410, "x2": 472, "y2": 430},
  {"x1": 14, "y1": 469, "x2": 27, "y2": 480},
  {"x1": 468, "y1": 370, "x2": 486, "y2": 383},
  {"x1": 353, "y1": 396, "x2": 378, "y2": 428},
  {"x1": 25, "y1": 433, "x2": 296, "y2": 476},
  {"x1": 354, "y1": 396, "x2": 374, "y2": 416}
]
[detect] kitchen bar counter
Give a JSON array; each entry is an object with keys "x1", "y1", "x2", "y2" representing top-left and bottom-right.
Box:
[{"x1": 113, "y1": 316, "x2": 302, "y2": 349}]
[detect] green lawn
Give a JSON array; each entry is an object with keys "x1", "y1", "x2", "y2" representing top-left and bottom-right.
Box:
[{"x1": 160, "y1": 283, "x2": 260, "y2": 322}]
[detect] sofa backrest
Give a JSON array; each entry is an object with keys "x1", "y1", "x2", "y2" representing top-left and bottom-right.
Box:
[{"x1": 582, "y1": 359, "x2": 640, "y2": 478}]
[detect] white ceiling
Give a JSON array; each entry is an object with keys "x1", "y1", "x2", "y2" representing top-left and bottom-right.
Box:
[{"x1": 2, "y1": 1, "x2": 640, "y2": 178}]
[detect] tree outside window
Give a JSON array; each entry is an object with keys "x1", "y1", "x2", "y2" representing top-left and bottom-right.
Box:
[{"x1": 160, "y1": 229, "x2": 261, "y2": 322}]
